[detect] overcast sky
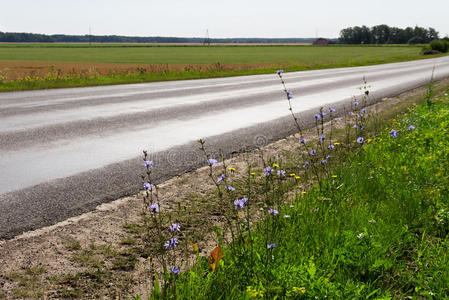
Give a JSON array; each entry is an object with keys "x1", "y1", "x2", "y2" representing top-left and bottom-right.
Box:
[{"x1": 1, "y1": 0, "x2": 448, "y2": 38}]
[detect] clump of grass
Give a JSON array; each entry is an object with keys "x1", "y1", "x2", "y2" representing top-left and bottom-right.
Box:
[
  {"x1": 4, "y1": 265, "x2": 46, "y2": 298},
  {"x1": 63, "y1": 238, "x2": 81, "y2": 251}
]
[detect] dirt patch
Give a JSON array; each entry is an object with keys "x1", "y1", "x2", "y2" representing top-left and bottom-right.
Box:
[
  {"x1": 0, "y1": 79, "x2": 448, "y2": 299},
  {"x1": 0, "y1": 60, "x2": 289, "y2": 81}
]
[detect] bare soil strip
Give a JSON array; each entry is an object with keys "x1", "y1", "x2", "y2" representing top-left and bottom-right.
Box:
[{"x1": 0, "y1": 61, "x2": 287, "y2": 81}]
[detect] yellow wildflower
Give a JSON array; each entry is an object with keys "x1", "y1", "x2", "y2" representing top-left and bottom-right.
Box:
[
  {"x1": 292, "y1": 286, "x2": 306, "y2": 294},
  {"x1": 272, "y1": 163, "x2": 279, "y2": 168}
]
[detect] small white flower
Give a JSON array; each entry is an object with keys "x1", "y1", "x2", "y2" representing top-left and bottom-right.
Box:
[
  {"x1": 357, "y1": 232, "x2": 365, "y2": 239},
  {"x1": 289, "y1": 205, "x2": 294, "y2": 208},
  {"x1": 284, "y1": 215, "x2": 291, "y2": 218},
  {"x1": 368, "y1": 219, "x2": 376, "y2": 224}
]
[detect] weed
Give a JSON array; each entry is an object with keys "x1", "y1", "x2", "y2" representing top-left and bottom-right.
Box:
[{"x1": 64, "y1": 239, "x2": 81, "y2": 251}]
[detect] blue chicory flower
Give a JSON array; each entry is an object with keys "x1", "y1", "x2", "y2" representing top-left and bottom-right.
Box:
[
  {"x1": 143, "y1": 182, "x2": 155, "y2": 191},
  {"x1": 149, "y1": 203, "x2": 159, "y2": 213},
  {"x1": 286, "y1": 90, "x2": 293, "y2": 100},
  {"x1": 267, "y1": 244, "x2": 277, "y2": 249},
  {"x1": 321, "y1": 159, "x2": 327, "y2": 165},
  {"x1": 328, "y1": 144, "x2": 335, "y2": 150},
  {"x1": 408, "y1": 125, "x2": 415, "y2": 130},
  {"x1": 269, "y1": 208, "x2": 279, "y2": 215},
  {"x1": 169, "y1": 223, "x2": 181, "y2": 232},
  {"x1": 264, "y1": 166, "x2": 273, "y2": 176},
  {"x1": 234, "y1": 197, "x2": 248, "y2": 209},
  {"x1": 300, "y1": 137, "x2": 306, "y2": 144},
  {"x1": 277, "y1": 170, "x2": 286, "y2": 177},
  {"x1": 171, "y1": 266, "x2": 180, "y2": 274},
  {"x1": 143, "y1": 160, "x2": 153, "y2": 168},
  {"x1": 357, "y1": 137, "x2": 364, "y2": 144},
  {"x1": 207, "y1": 158, "x2": 218, "y2": 166},
  {"x1": 226, "y1": 185, "x2": 235, "y2": 191},
  {"x1": 217, "y1": 174, "x2": 225, "y2": 184},
  {"x1": 319, "y1": 135, "x2": 325, "y2": 143},
  {"x1": 310, "y1": 149, "x2": 316, "y2": 156},
  {"x1": 390, "y1": 129, "x2": 398, "y2": 138},
  {"x1": 277, "y1": 69, "x2": 283, "y2": 75},
  {"x1": 164, "y1": 238, "x2": 179, "y2": 249},
  {"x1": 303, "y1": 161, "x2": 310, "y2": 168}
]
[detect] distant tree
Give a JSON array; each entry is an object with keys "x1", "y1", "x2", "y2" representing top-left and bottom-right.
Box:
[
  {"x1": 371, "y1": 24, "x2": 391, "y2": 44},
  {"x1": 339, "y1": 25, "x2": 439, "y2": 44}
]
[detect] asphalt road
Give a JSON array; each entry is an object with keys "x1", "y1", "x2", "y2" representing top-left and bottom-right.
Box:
[{"x1": 1, "y1": 56, "x2": 449, "y2": 239}]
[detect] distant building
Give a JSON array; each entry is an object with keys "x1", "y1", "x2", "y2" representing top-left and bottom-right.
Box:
[{"x1": 313, "y1": 38, "x2": 333, "y2": 45}]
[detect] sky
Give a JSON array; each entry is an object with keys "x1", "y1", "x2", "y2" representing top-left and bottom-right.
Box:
[{"x1": 1, "y1": 0, "x2": 448, "y2": 38}]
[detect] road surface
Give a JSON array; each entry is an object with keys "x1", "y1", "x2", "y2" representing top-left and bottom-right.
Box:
[{"x1": 1, "y1": 56, "x2": 449, "y2": 239}]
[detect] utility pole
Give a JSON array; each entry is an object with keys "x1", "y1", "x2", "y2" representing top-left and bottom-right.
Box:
[{"x1": 203, "y1": 29, "x2": 210, "y2": 46}]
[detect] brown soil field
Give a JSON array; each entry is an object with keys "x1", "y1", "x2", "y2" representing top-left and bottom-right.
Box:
[{"x1": 0, "y1": 60, "x2": 290, "y2": 81}]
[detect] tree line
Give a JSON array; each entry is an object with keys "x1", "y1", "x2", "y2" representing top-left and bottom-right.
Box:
[
  {"x1": 0, "y1": 32, "x2": 322, "y2": 44},
  {"x1": 0, "y1": 27, "x2": 442, "y2": 45},
  {"x1": 339, "y1": 25, "x2": 439, "y2": 44}
]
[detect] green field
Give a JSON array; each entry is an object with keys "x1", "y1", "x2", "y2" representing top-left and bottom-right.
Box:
[
  {"x1": 0, "y1": 44, "x2": 445, "y2": 91},
  {"x1": 0, "y1": 44, "x2": 426, "y2": 64}
]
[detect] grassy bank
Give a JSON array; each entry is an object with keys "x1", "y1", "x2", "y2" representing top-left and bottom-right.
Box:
[
  {"x1": 0, "y1": 45, "x2": 445, "y2": 92},
  {"x1": 137, "y1": 86, "x2": 449, "y2": 299},
  {"x1": 1, "y1": 75, "x2": 448, "y2": 299}
]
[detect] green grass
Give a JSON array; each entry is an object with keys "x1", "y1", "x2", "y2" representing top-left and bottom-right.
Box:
[
  {"x1": 0, "y1": 44, "x2": 427, "y2": 64},
  {"x1": 147, "y1": 93, "x2": 449, "y2": 299}
]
